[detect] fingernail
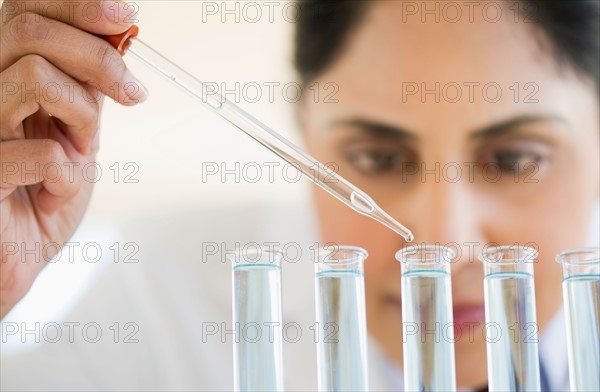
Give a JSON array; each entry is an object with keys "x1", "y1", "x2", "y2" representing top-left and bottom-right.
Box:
[
  {"x1": 123, "y1": 70, "x2": 149, "y2": 104},
  {"x1": 103, "y1": 0, "x2": 138, "y2": 25}
]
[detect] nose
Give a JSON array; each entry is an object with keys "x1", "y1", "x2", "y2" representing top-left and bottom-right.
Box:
[{"x1": 405, "y1": 176, "x2": 486, "y2": 266}]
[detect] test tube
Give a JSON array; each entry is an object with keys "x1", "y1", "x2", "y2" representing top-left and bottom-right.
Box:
[
  {"x1": 314, "y1": 246, "x2": 369, "y2": 391},
  {"x1": 555, "y1": 247, "x2": 600, "y2": 392},
  {"x1": 395, "y1": 245, "x2": 457, "y2": 391},
  {"x1": 230, "y1": 248, "x2": 284, "y2": 391},
  {"x1": 479, "y1": 245, "x2": 541, "y2": 391}
]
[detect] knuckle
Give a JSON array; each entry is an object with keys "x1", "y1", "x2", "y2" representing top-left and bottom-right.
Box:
[
  {"x1": 40, "y1": 139, "x2": 64, "y2": 165},
  {"x1": 19, "y1": 54, "x2": 50, "y2": 82},
  {"x1": 1, "y1": 111, "x2": 22, "y2": 133},
  {"x1": 95, "y1": 43, "x2": 122, "y2": 72},
  {"x1": 77, "y1": 106, "x2": 100, "y2": 137},
  {"x1": 8, "y1": 12, "x2": 51, "y2": 44}
]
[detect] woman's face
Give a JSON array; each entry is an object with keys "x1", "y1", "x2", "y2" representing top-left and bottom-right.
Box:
[{"x1": 300, "y1": 1, "x2": 599, "y2": 387}]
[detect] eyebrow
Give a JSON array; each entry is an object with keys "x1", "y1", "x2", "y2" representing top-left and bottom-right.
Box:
[
  {"x1": 330, "y1": 115, "x2": 566, "y2": 139},
  {"x1": 469, "y1": 115, "x2": 567, "y2": 139},
  {"x1": 330, "y1": 118, "x2": 416, "y2": 139}
]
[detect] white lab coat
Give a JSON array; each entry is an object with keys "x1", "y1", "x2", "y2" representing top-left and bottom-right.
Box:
[{"x1": 0, "y1": 203, "x2": 571, "y2": 390}]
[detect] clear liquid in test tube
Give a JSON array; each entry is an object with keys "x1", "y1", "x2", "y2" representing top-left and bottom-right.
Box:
[
  {"x1": 479, "y1": 246, "x2": 541, "y2": 392},
  {"x1": 230, "y1": 248, "x2": 284, "y2": 392},
  {"x1": 396, "y1": 245, "x2": 457, "y2": 391},
  {"x1": 556, "y1": 247, "x2": 600, "y2": 392},
  {"x1": 314, "y1": 246, "x2": 369, "y2": 391}
]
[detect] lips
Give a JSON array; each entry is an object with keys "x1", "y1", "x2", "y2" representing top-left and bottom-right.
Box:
[
  {"x1": 452, "y1": 304, "x2": 486, "y2": 327},
  {"x1": 384, "y1": 294, "x2": 486, "y2": 328}
]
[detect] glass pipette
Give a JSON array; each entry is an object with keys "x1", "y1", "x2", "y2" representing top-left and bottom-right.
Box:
[{"x1": 102, "y1": 26, "x2": 414, "y2": 242}]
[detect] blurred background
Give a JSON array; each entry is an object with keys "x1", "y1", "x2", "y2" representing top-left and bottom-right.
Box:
[{"x1": 93, "y1": 0, "x2": 306, "y2": 216}]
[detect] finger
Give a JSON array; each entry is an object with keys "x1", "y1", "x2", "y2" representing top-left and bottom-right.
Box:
[
  {"x1": 0, "y1": 139, "x2": 80, "y2": 214},
  {"x1": 0, "y1": 55, "x2": 100, "y2": 154},
  {"x1": 0, "y1": 14, "x2": 147, "y2": 105},
  {"x1": 0, "y1": 0, "x2": 137, "y2": 35}
]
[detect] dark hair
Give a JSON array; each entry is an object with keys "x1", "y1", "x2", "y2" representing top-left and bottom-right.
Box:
[
  {"x1": 294, "y1": 0, "x2": 600, "y2": 91},
  {"x1": 293, "y1": 1, "x2": 367, "y2": 84}
]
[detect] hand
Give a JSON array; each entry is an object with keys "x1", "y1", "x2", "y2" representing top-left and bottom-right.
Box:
[{"x1": 0, "y1": 0, "x2": 147, "y2": 318}]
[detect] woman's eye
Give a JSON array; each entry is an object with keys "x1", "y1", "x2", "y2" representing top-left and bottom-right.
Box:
[
  {"x1": 493, "y1": 150, "x2": 543, "y2": 174},
  {"x1": 345, "y1": 149, "x2": 409, "y2": 174}
]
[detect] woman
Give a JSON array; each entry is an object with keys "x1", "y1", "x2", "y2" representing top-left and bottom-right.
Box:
[
  {"x1": 295, "y1": 0, "x2": 599, "y2": 389},
  {"x1": 1, "y1": 0, "x2": 598, "y2": 390}
]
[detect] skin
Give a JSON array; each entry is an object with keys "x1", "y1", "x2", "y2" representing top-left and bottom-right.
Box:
[
  {"x1": 0, "y1": 0, "x2": 147, "y2": 318},
  {"x1": 301, "y1": 1, "x2": 599, "y2": 388}
]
